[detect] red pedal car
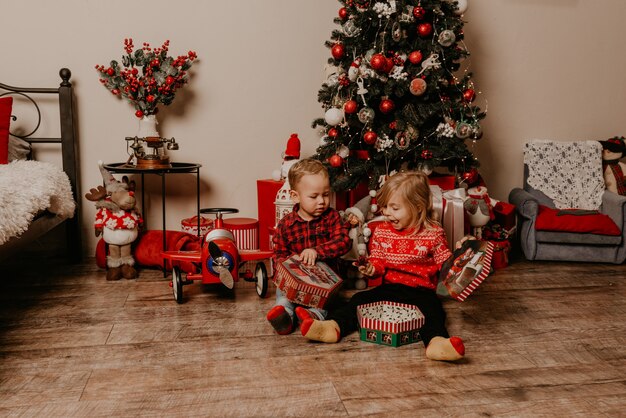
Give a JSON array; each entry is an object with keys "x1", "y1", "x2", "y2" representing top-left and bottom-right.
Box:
[{"x1": 161, "y1": 208, "x2": 273, "y2": 303}]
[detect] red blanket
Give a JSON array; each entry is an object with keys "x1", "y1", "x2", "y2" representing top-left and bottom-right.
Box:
[{"x1": 96, "y1": 230, "x2": 202, "y2": 273}]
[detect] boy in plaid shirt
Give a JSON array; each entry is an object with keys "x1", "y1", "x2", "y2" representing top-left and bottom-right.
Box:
[{"x1": 267, "y1": 158, "x2": 351, "y2": 335}]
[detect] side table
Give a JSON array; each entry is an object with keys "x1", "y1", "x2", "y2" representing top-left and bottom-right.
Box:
[{"x1": 104, "y1": 162, "x2": 202, "y2": 275}]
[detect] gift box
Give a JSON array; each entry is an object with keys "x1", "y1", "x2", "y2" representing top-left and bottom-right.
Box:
[
  {"x1": 442, "y1": 188, "x2": 469, "y2": 250},
  {"x1": 428, "y1": 174, "x2": 456, "y2": 191},
  {"x1": 180, "y1": 215, "x2": 213, "y2": 237},
  {"x1": 357, "y1": 301, "x2": 425, "y2": 347},
  {"x1": 223, "y1": 217, "x2": 259, "y2": 250},
  {"x1": 494, "y1": 201, "x2": 516, "y2": 230},
  {"x1": 438, "y1": 239, "x2": 494, "y2": 301},
  {"x1": 274, "y1": 255, "x2": 343, "y2": 309},
  {"x1": 334, "y1": 181, "x2": 370, "y2": 211},
  {"x1": 257, "y1": 179, "x2": 284, "y2": 251}
]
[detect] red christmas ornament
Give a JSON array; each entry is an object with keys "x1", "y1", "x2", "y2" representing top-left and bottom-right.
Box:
[
  {"x1": 328, "y1": 127, "x2": 338, "y2": 138},
  {"x1": 165, "y1": 75, "x2": 175, "y2": 85},
  {"x1": 338, "y1": 7, "x2": 349, "y2": 20},
  {"x1": 107, "y1": 67, "x2": 115, "y2": 76},
  {"x1": 463, "y1": 88, "x2": 476, "y2": 102},
  {"x1": 462, "y1": 168, "x2": 479, "y2": 185},
  {"x1": 383, "y1": 57, "x2": 394, "y2": 73},
  {"x1": 331, "y1": 43, "x2": 345, "y2": 59},
  {"x1": 363, "y1": 131, "x2": 378, "y2": 144},
  {"x1": 329, "y1": 154, "x2": 343, "y2": 167},
  {"x1": 135, "y1": 110, "x2": 144, "y2": 118},
  {"x1": 389, "y1": 120, "x2": 397, "y2": 130},
  {"x1": 408, "y1": 50, "x2": 423, "y2": 64},
  {"x1": 413, "y1": 6, "x2": 426, "y2": 19},
  {"x1": 370, "y1": 54, "x2": 386, "y2": 71},
  {"x1": 344, "y1": 100, "x2": 358, "y2": 114},
  {"x1": 146, "y1": 95, "x2": 156, "y2": 103},
  {"x1": 379, "y1": 99, "x2": 395, "y2": 114},
  {"x1": 421, "y1": 149, "x2": 433, "y2": 159},
  {"x1": 417, "y1": 23, "x2": 433, "y2": 37}
]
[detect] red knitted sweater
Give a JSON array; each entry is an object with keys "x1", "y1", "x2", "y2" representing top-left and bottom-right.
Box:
[{"x1": 368, "y1": 222, "x2": 452, "y2": 290}]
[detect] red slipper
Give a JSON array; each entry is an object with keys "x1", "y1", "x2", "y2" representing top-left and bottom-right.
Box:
[
  {"x1": 295, "y1": 306, "x2": 314, "y2": 323},
  {"x1": 266, "y1": 305, "x2": 293, "y2": 335}
]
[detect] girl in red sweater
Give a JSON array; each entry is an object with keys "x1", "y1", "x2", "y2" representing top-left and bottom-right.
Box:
[{"x1": 300, "y1": 171, "x2": 465, "y2": 361}]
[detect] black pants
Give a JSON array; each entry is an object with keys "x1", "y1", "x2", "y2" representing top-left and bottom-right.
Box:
[{"x1": 328, "y1": 283, "x2": 449, "y2": 346}]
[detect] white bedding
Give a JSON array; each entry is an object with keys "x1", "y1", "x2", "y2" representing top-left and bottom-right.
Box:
[{"x1": 0, "y1": 160, "x2": 75, "y2": 245}]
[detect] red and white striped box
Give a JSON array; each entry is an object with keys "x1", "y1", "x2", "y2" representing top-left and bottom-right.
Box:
[
  {"x1": 274, "y1": 255, "x2": 343, "y2": 309},
  {"x1": 223, "y1": 217, "x2": 259, "y2": 250},
  {"x1": 357, "y1": 301, "x2": 425, "y2": 347}
]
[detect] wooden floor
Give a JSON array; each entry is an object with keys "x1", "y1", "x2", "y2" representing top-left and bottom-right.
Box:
[{"x1": 0, "y1": 252, "x2": 625, "y2": 417}]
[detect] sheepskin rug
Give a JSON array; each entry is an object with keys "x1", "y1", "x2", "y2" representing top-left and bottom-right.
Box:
[{"x1": 0, "y1": 160, "x2": 75, "y2": 245}]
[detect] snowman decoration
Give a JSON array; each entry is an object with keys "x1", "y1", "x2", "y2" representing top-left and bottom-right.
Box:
[{"x1": 463, "y1": 185, "x2": 495, "y2": 239}]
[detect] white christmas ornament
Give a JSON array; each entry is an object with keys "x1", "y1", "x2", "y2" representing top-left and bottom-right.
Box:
[
  {"x1": 453, "y1": 0, "x2": 468, "y2": 15},
  {"x1": 337, "y1": 145, "x2": 350, "y2": 159},
  {"x1": 348, "y1": 65, "x2": 359, "y2": 82},
  {"x1": 324, "y1": 107, "x2": 344, "y2": 126}
]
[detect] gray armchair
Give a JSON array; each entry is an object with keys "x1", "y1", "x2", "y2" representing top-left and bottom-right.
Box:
[{"x1": 509, "y1": 165, "x2": 626, "y2": 264}]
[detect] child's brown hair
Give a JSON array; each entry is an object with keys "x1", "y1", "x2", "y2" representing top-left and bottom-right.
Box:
[
  {"x1": 376, "y1": 171, "x2": 439, "y2": 230},
  {"x1": 288, "y1": 158, "x2": 329, "y2": 190}
]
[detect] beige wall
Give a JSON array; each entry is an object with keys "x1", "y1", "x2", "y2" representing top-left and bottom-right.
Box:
[{"x1": 2, "y1": 0, "x2": 625, "y2": 256}]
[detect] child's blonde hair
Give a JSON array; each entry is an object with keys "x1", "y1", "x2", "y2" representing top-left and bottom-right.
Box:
[
  {"x1": 376, "y1": 171, "x2": 439, "y2": 230},
  {"x1": 288, "y1": 158, "x2": 329, "y2": 190}
]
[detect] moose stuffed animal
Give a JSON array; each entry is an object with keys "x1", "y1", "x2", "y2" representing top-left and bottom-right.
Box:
[{"x1": 86, "y1": 161, "x2": 143, "y2": 281}]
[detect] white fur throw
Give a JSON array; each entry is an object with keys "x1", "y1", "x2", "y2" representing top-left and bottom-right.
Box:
[{"x1": 0, "y1": 160, "x2": 75, "y2": 245}]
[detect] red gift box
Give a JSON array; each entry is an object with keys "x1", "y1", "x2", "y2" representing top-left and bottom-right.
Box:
[
  {"x1": 428, "y1": 174, "x2": 456, "y2": 191},
  {"x1": 334, "y1": 181, "x2": 370, "y2": 211},
  {"x1": 257, "y1": 179, "x2": 284, "y2": 251},
  {"x1": 494, "y1": 201, "x2": 516, "y2": 230},
  {"x1": 274, "y1": 255, "x2": 343, "y2": 309}
]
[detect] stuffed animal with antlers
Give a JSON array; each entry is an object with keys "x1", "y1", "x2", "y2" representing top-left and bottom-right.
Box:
[{"x1": 86, "y1": 161, "x2": 143, "y2": 281}]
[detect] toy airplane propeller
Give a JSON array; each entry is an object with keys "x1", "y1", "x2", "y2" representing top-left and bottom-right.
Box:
[{"x1": 208, "y1": 241, "x2": 235, "y2": 289}]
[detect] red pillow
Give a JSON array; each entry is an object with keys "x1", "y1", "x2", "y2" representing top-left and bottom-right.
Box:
[
  {"x1": 0, "y1": 97, "x2": 13, "y2": 164},
  {"x1": 535, "y1": 205, "x2": 621, "y2": 236}
]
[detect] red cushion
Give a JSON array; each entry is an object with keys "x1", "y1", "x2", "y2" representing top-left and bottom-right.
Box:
[
  {"x1": 535, "y1": 205, "x2": 621, "y2": 236},
  {"x1": 0, "y1": 97, "x2": 13, "y2": 164}
]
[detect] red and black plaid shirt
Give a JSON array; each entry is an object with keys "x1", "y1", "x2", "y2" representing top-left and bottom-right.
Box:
[{"x1": 273, "y1": 205, "x2": 351, "y2": 265}]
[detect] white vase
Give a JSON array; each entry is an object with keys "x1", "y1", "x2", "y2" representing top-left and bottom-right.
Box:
[{"x1": 137, "y1": 114, "x2": 160, "y2": 138}]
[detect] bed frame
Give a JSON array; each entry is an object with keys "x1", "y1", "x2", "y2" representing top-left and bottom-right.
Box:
[{"x1": 0, "y1": 68, "x2": 82, "y2": 262}]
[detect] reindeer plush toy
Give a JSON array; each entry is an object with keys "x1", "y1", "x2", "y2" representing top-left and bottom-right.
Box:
[{"x1": 86, "y1": 161, "x2": 143, "y2": 281}]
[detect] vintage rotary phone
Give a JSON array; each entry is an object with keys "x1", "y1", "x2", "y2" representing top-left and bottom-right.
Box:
[{"x1": 125, "y1": 135, "x2": 179, "y2": 169}]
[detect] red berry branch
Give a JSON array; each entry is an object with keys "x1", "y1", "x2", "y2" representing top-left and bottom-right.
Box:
[{"x1": 96, "y1": 38, "x2": 198, "y2": 117}]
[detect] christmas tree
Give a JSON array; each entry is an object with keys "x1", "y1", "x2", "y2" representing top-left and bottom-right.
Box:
[{"x1": 312, "y1": 0, "x2": 485, "y2": 191}]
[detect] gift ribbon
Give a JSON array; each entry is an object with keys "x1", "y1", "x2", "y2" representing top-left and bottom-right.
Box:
[{"x1": 442, "y1": 188, "x2": 467, "y2": 250}]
